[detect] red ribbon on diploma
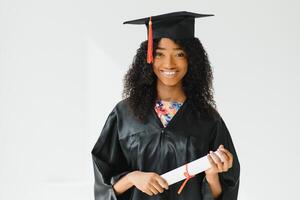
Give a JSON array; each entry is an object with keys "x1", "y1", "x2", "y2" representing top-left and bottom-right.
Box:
[{"x1": 177, "y1": 164, "x2": 195, "y2": 194}]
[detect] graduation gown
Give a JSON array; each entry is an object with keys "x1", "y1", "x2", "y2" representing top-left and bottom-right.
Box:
[{"x1": 91, "y1": 98, "x2": 240, "y2": 200}]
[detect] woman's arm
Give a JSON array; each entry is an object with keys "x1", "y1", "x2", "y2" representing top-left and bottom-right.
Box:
[
  {"x1": 204, "y1": 144, "x2": 234, "y2": 199},
  {"x1": 205, "y1": 173, "x2": 222, "y2": 199}
]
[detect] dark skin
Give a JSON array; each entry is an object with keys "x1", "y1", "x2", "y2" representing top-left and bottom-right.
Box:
[
  {"x1": 152, "y1": 38, "x2": 188, "y2": 103},
  {"x1": 113, "y1": 38, "x2": 233, "y2": 198}
]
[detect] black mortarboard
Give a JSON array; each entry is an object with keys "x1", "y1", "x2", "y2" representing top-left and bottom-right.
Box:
[{"x1": 123, "y1": 11, "x2": 214, "y2": 64}]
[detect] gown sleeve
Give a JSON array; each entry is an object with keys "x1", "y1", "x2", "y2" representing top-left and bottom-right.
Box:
[
  {"x1": 201, "y1": 116, "x2": 240, "y2": 200},
  {"x1": 91, "y1": 108, "x2": 132, "y2": 200}
]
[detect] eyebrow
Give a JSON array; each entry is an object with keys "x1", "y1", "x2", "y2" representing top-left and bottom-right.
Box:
[{"x1": 156, "y1": 47, "x2": 183, "y2": 50}]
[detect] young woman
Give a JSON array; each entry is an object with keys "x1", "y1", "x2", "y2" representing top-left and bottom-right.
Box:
[{"x1": 92, "y1": 11, "x2": 240, "y2": 200}]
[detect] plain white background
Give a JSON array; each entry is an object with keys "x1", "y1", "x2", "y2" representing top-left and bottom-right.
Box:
[{"x1": 1, "y1": 0, "x2": 299, "y2": 199}]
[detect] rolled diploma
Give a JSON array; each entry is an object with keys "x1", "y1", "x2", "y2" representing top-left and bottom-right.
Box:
[{"x1": 161, "y1": 151, "x2": 223, "y2": 186}]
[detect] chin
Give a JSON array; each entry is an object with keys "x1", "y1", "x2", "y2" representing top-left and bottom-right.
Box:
[{"x1": 160, "y1": 79, "x2": 181, "y2": 87}]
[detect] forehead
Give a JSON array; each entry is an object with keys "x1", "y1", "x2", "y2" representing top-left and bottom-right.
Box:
[{"x1": 157, "y1": 38, "x2": 182, "y2": 50}]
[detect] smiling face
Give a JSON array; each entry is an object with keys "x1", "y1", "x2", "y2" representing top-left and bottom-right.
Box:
[{"x1": 153, "y1": 38, "x2": 188, "y2": 88}]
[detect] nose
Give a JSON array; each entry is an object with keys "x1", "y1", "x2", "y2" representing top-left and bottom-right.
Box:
[{"x1": 162, "y1": 55, "x2": 176, "y2": 69}]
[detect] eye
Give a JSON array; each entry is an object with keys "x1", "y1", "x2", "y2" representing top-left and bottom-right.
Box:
[
  {"x1": 155, "y1": 52, "x2": 163, "y2": 58},
  {"x1": 175, "y1": 52, "x2": 186, "y2": 58}
]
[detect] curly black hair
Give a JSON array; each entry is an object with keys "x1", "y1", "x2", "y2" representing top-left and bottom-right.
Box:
[{"x1": 122, "y1": 37, "x2": 217, "y2": 121}]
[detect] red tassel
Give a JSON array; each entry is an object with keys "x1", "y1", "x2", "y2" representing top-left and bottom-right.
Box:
[{"x1": 147, "y1": 16, "x2": 153, "y2": 64}]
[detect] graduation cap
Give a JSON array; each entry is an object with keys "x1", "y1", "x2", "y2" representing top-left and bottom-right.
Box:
[{"x1": 123, "y1": 11, "x2": 214, "y2": 64}]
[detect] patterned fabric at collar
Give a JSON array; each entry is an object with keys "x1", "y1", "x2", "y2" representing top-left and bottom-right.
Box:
[{"x1": 154, "y1": 99, "x2": 183, "y2": 127}]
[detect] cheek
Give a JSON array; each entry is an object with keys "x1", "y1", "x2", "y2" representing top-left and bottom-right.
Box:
[
  {"x1": 152, "y1": 64, "x2": 161, "y2": 75},
  {"x1": 178, "y1": 62, "x2": 188, "y2": 75}
]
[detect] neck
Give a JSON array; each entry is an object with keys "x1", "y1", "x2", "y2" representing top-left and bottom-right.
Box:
[{"x1": 156, "y1": 81, "x2": 186, "y2": 103}]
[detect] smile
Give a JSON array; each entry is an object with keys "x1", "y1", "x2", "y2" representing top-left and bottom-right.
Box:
[{"x1": 160, "y1": 70, "x2": 178, "y2": 78}]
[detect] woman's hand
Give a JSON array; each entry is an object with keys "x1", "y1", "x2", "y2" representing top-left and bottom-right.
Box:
[
  {"x1": 205, "y1": 144, "x2": 233, "y2": 177},
  {"x1": 127, "y1": 171, "x2": 169, "y2": 196}
]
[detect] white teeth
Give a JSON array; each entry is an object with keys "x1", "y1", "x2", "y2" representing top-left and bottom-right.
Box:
[
  {"x1": 161, "y1": 71, "x2": 177, "y2": 78},
  {"x1": 163, "y1": 71, "x2": 176, "y2": 75}
]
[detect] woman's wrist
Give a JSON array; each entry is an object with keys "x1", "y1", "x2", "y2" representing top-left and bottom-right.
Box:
[
  {"x1": 113, "y1": 171, "x2": 137, "y2": 195},
  {"x1": 205, "y1": 173, "x2": 222, "y2": 198},
  {"x1": 126, "y1": 170, "x2": 139, "y2": 186},
  {"x1": 205, "y1": 172, "x2": 219, "y2": 183}
]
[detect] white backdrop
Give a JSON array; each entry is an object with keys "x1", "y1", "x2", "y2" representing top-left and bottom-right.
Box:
[{"x1": 1, "y1": 0, "x2": 299, "y2": 199}]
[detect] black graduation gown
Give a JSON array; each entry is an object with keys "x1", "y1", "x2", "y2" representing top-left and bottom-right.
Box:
[{"x1": 91, "y1": 98, "x2": 240, "y2": 200}]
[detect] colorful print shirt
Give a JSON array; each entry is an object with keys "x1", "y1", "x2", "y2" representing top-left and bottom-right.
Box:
[{"x1": 154, "y1": 99, "x2": 183, "y2": 127}]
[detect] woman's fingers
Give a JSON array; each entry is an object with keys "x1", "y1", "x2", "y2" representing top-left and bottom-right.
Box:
[
  {"x1": 217, "y1": 149, "x2": 229, "y2": 171},
  {"x1": 217, "y1": 147, "x2": 230, "y2": 162},
  {"x1": 207, "y1": 153, "x2": 217, "y2": 169},
  {"x1": 155, "y1": 176, "x2": 169, "y2": 190},
  {"x1": 207, "y1": 145, "x2": 234, "y2": 174},
  {"x1": 132, "y1": 172, "x2": 168, "y2": 196},
  {"x1": 219, "y1": 146, "x2": 233, "y2": 168},
  {"x1": 147, "y1": 173, "x2": 168, "y2": 196},
  {"x1": 152, "y1": 181, "x2": 164, "y2": 193},
  {"x1": 209, "y1": 151, "x2": 223, "y2": 171},
  {"x1": 144, "y1": 187, "x2": 153, "y2": 196},
  {"x1": 148, "y1": 184, "x2": 159, "y2": 195}
]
